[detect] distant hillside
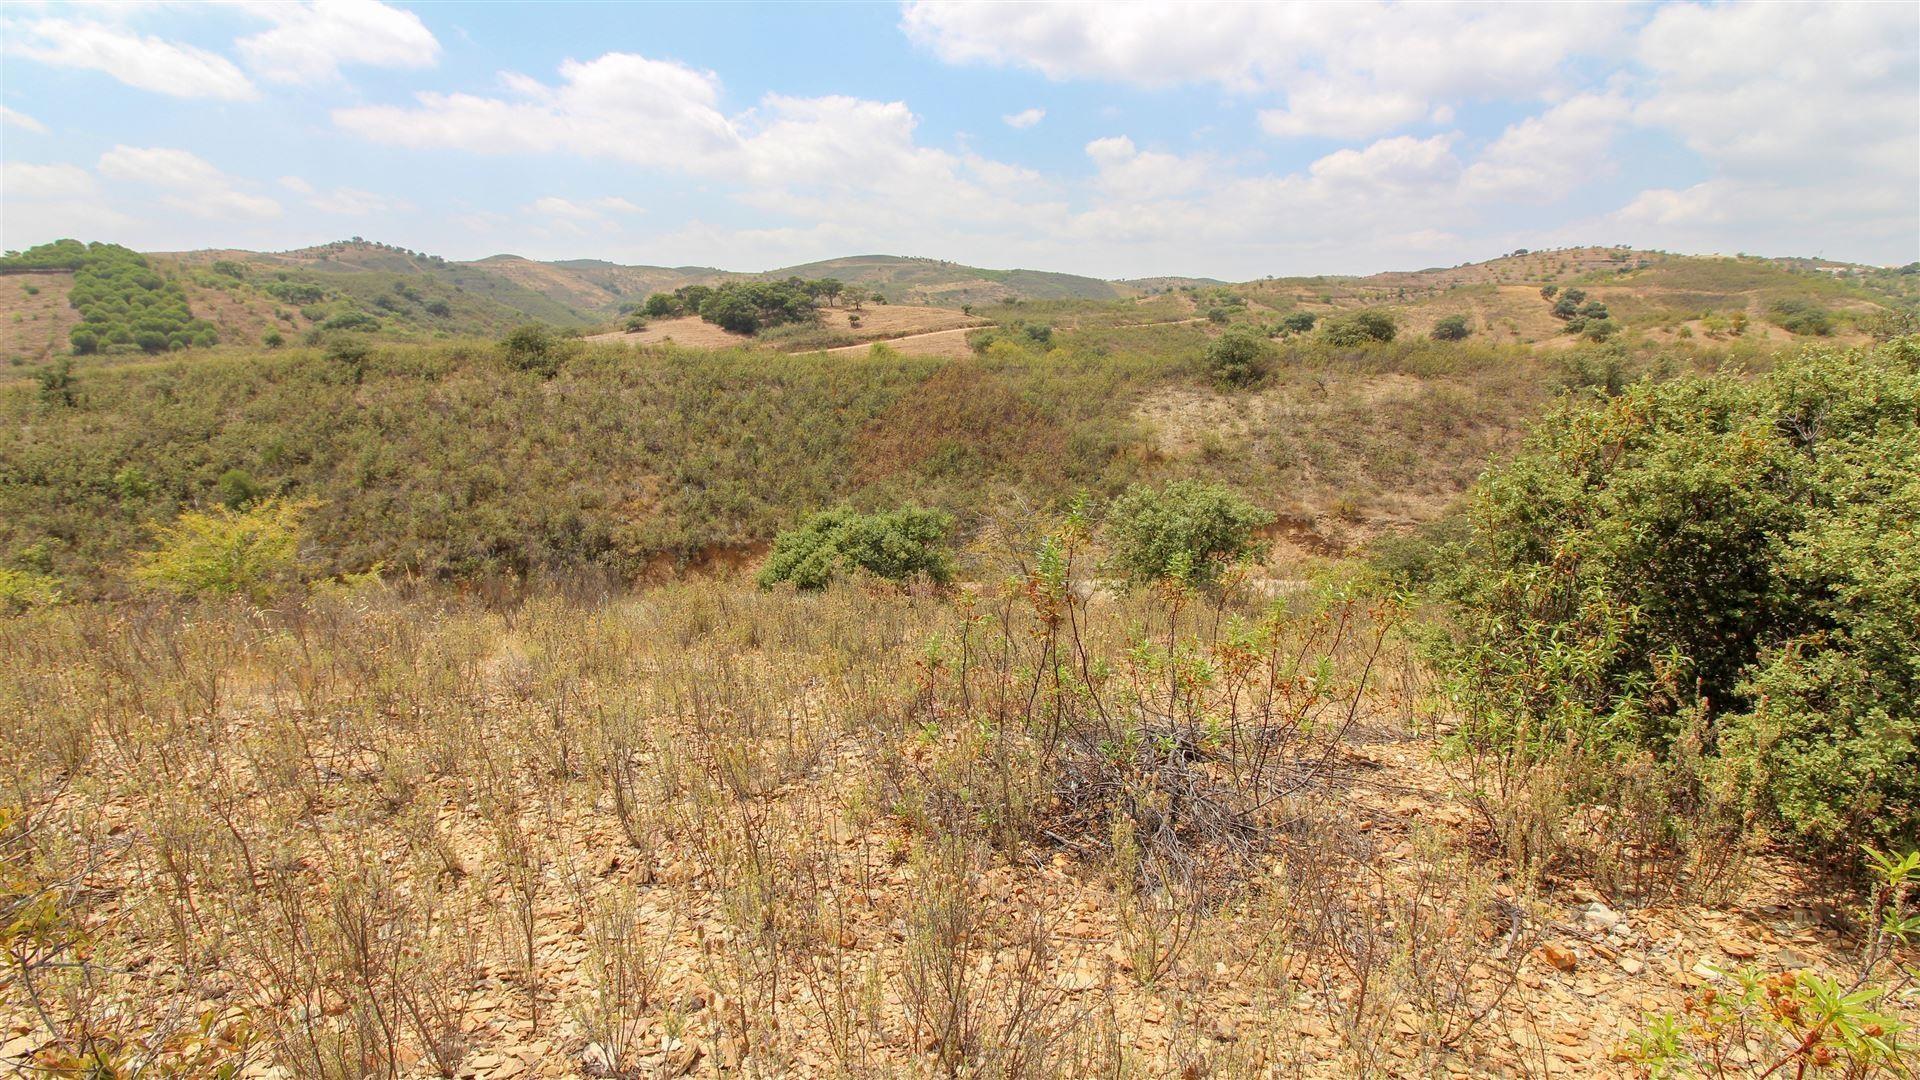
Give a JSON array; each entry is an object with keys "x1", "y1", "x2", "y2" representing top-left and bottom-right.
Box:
[
  {"x1": 6, "y1": 238, "x2": 1910, "y2": 368},
  {"x1": 762, "y1": 255, "x2": 1128, "y2": 306}
]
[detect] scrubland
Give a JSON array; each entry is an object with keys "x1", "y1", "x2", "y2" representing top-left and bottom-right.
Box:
[{"x1": 3, "y1": 295, "x2": 1917, "y2": 1078}]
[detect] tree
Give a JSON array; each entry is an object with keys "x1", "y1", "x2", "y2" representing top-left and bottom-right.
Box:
[
  {"x1": 642, "y1": 293, "x2": 677, "y2": 318},
  {"x1": 1430, "y1": 314, "x2": 1471, "y2": 341},
  {"x1": 1279, "y1": 312, "x2": 1317, "y2": 335},
  {"x1": 1540, "y1": 285, "x2": 1558, "y2": 299},
  {"x1": 700, "y1": 290, "x2": 761, "y2": 334},
  {"x1": 1105, "y1": 480, "x2": 1272, "y2": 587}
]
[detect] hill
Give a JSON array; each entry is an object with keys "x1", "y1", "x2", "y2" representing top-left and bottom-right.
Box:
[{"x1": 6, "y1": 239, "x2": 1913, "y2": 370}]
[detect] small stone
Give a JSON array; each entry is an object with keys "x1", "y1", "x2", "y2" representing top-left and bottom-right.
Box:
[
  {"x1": 1579, "y1": 902, "x2": 1622, "y2": 932},
  {"x1": 1539, "y1": 943, "x2": 1578, "y2": 972},
  {"x1": 1616, "y1": 955, "x2": 1645, "y2": 975}
]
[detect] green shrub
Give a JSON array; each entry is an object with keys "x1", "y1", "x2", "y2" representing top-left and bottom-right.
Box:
[
  {"x1": 130, "y1": 499, "x2": 311, "y2": 602},
  {"x1": 1320, "y1": 309, "x2": 1398, "y2": 345},
  {"x1": 216, "y1": 468, "x2": 263, "y2": 509},
  {"x1": 1430, "y1": 338, "x2": 1920, "y2": 849},
  {"x1": 1104, "y1": 479, "x2": 1272, "y2": 587},
  {"x1": 501, "y1": 324, "x2": 565, "y2": 377},
  {"x1": 36, "y1": 360, "x2": 76, "y2": 407},
  {"x1": 1430, "y1": 314, "x2": 1471, "y2": 341},
  {"x1": 757, "y1": 506, "x2": 954, "y2": 591},
  {"x1": 1773, "y1": 299, "x2": 1834, "y2": 336},
  {"x1": 1206, "y1": 326, "x2": 1271, "y2": 386}
]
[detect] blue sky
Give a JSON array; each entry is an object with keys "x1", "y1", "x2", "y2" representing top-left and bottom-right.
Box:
[{"x1": 2, "y1": 1, "x2": 1915, "y2": 279}]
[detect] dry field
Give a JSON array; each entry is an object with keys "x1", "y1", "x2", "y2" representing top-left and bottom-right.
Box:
[
  {"x1": 588, "y1": 305, "x2": 986, "y2": 354},
  {"x1": 0, "y1": 272, "x2": 80, "y2": 366},
  {"x1": 4, "y1": 569, "x2": 1911, "y2": 1078}
]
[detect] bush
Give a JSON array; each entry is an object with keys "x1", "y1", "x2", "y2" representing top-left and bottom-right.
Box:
[
  {"x1": 1430, "y1": 314, "x2": 1471, "y2": 341},
  {"x1": 1430, "y1": 338, "x2": 1920, "y2": 850},
  {"x1": 1773, "y1": 299, "x2": 1834, "y2": 336},
  {"x1": 323, "y1": 311, "x2": 380, "y2": 333},
  {"x1": 501, "y1": 324, "x2": 565, "y2": 377},
  {"x1": 1320, "y1": 309, "x2": 1397, "y2": 345},
  {"x1": 757, "y1": 507, "x2": 954, "y2": 591},
  {"x1": 130, "y1": 499, "x2": 311, "y2": 602},
  {"x1": 1104, "y1": 479, "x2": 1272, "y2": 587},
  {"x1": 0, "y1": 568, "x2": 62, "y2": 614},
  {"x1": 1207, "y1": 326, "x2": 1271, "y2": 386},
  {"x1": 216, "y1": 468, "x2": 263, "y2": 509},
  {"x1": 1279, "y1": 311, "x2": 1317, "y2": 335}
]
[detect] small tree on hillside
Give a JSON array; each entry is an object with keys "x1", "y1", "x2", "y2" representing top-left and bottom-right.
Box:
[{"x1": 1431, "y1": 314, "x2": 1471, "y2": 341}]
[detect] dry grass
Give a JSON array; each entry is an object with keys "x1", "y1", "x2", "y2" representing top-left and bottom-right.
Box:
[
  {"x1": 0, "y1": 273, "x2": 80, "y2": 368},
  {"x1": 3, "y1": 569, "x2": 1912, "y2": 1078}
]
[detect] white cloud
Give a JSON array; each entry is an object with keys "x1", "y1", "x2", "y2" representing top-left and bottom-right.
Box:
[
  {"x1": 1634, "y1": 1, "x2": 1916, "y2": 179},
  {"x1": 97, "y1": 146, "x2": 281, "y2": 220},
  {"x1": 1, "y1": 162, "x2": 98, "y2": 200},
  {"x1": 530, "y1": 196, "x2": 602, "y2": 220},
  {"x1": 1308, "y1": 134, "x2": 1461, "y2": 193},
  {"x1": 278, "y1": 175, "x2": 317, "y2": 194},
  {"x1": 1461, "y1": 93, "x2": 1628, "y2": 202},
  {"x1": 1085, "y1": 136, "x2": 1211, "y2": 200},
  {"x1": 98, "y1": 145, "x2": 231, "y2": 189},
  {"x1": 1258, "y1": 82, "x2": 1430, "y2": 140},
  {"x1": 1, "y1": 106, "x2": 48, "y2": 133},
  {"x1": 904, "y1": 1, "x2": 1627, "y2": 138},
  {"x1": 335, "y1": 52, "x2": 740, "y2": 170},
  {"x1": 335, "y1": 51, "x2": 1060, "y2": 257},
  {"x1": 236, "y1": 0, "x2": 440, "y2": 85},
  {"x1": 594, "y1": 196, "x2": 643, "y2": 214},
  {"x1": 1003, "y1": 106, "x2": 1045, "y2": 129},
  {"x1": 4, "y1": 17, "x2": 256, "y2": 100},
  {"x1": 308, "y1": 186, "x2": 413, "y2": 215}
]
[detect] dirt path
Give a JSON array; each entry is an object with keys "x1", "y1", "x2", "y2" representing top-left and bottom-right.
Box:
[{"x1": 815, "y1": 325, "x2": 977, "y2": 358}]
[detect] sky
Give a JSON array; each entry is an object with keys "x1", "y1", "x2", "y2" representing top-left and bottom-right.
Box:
[{"x1": 1, "y1": 1, "x2": 1916, "y2": 280}]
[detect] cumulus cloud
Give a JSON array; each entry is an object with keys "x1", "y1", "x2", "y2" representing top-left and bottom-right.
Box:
[
  {"x1": 236, "y1": 0, "x2": 440, "y2": 84},
  {"x1": 335, "y1": 51, "x2": 1062, "y2": 253},
  {"x1": 97, "y1": 145, "x2": 281, "y2": 220},
  {"x1": 3, "y1": 16, "x2": 256, "y2": 100},
  {"x1": 1461, "y1": 93, "x2": 1628, "y2": 202},
  {"x1": 1003, "y1": 107, "x2": 1044, "y2": 129}
]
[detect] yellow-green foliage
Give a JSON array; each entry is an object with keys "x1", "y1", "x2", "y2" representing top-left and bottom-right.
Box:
[
  {"x1": 0, "y1": 568, "x2": 62, "y2": 614},
  {"x1": 130, "y1": 499, "x2": 310, "y2": 601}
]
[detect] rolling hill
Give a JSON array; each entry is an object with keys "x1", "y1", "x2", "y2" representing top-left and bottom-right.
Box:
[{"x1": 5, "y1": 239, "x2": 1913, "y2": 368}]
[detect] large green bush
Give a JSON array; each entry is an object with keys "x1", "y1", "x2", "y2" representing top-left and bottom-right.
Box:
[
  {"x1": 1431, "y1": 338, "x2": 1920, "y2": 848},
  {"x1": 757, "y1": 507, "x2": 954, "y2": 590},
  {"x1": 1320, "y1": 309, "x2": 1398, "y2": 346},
  {"x1": 1105, "y1": 480, "x2": 1272, "y2": 586}
]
